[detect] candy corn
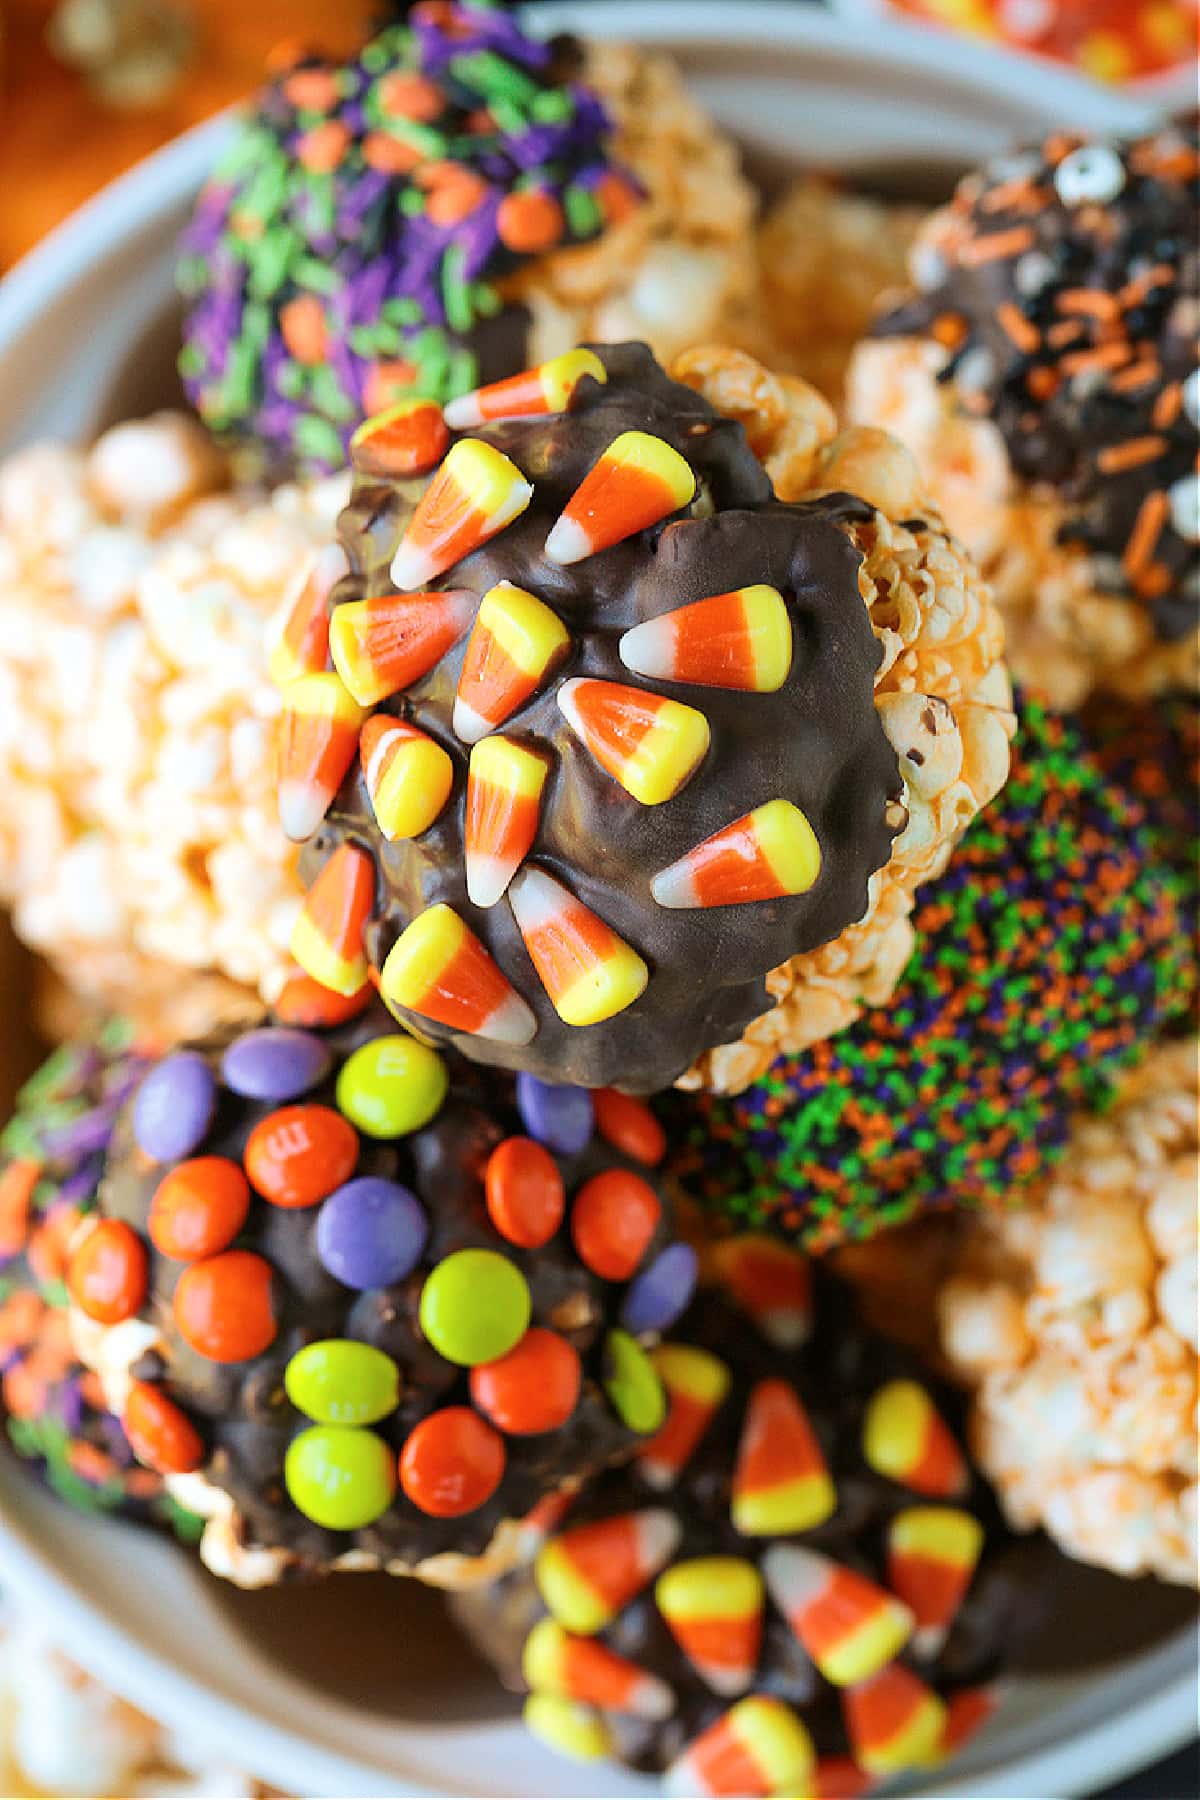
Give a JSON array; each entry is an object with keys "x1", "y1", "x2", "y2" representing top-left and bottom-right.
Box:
[
  {"x1": 545, "y1": 431, "x2": 696, "y2": 566},
  {"x1": 655, "y1": 1557, "x2": 764, "y2": 1696},
  {"x1": 535, "y1": 1509, "x2": 681, "y2": 1634},
  {"x1": 926, "y1": 1686, "x2": 998, "y2": 1765},
  {"x1": 508, "y1": 867, "x2": 648, "y2": 1027},
  {"x1": 664, "y1": 1696, "x2": 815, "y2": 1799},
  {"x1": 465, "y1": 736, "x2": 548, "y2": 908},
  {"x1": 557, "y1": 678, "x2": 709, "y2": 806},
  {"x1": 360, "y1": 716, "x2": 453, "y2": 841},
  {"x1": 638, "y1": 1344, "x2": 731, "y2": 1490},
  {"x1": 379, "y1": 904, "x2": 536, "y2": 1044},
  {"x1": 652, "y1": 800, "x2": 821, "y2": 909},
  {"x1": 762, "y1": 1546, "x2": 913, "y2": 1687},
  {"x1": 619, "y1": 585, "x2": 793, "y2": 692},
  {"x1": 444, "y1": 349, "x2": 607, "y2": 429},
  {"x1": 268, "y1": 544, "x2": 346, "y2": 688},
  {"x1": 453, "y1": 582, "x2": 570, "y2": 743},
  {"x1": 813, "y1": 1755, "x2": 874, "y2": 1799},
  {"x1": 350, "y1": 397, "x2": 449, "y2": 478},
  {"x1": 709, "y1": 1237, "x2": 812, "y2": 1350},
  {"x1": 289, "y1": 844, "x2": 374, "y2": 996},
  {"x1": 843, "y1": 1664, "x2": 947, "y2": 1777},
  {"x1": 522, "y1": 1618, "x2": 675, "y2": 1721},
  {"x1": 886, "y1": 1507, "x2": 984, "y2": 1655},
  {"x1": 862, "y1": 1381, "x2": 969, "y2": 1499},
  {"x1": 523, "y1": 1694, "x2": 613, "y2": 1764},
  {"x1": 329, "y1": 588, "x2": 475, "y2": 707},
  {"x1": 276, "y1": 672, "x2": 365, "y2": 841},
  {"x1": 390, "y1": 439, "x2": 533, "y2": 590},
  {"x1": 731, "y1": 1379, "x2": 835, "y2": 1535}
]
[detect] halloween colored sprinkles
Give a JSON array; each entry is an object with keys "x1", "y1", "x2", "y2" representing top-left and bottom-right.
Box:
[
  {"x1": 0, "y1": 1029, "x2": 200, "y2": 1540},
  {"x1": 451, "y1": 1263, "x2": 1042, "y2": 1795},
  {"x1": 876, "y1": 118, "x2": 1199, "y2": 639},
  {"x1": 177, "y1": 2, "x2": 640, "y2": 471},
  {"x1": 78, "y1": 1018, "x2": 703, "y2": 1575},
  {"x1": 285, "y1": 341, "x2": 899, "y2": 1092},
  {"x1": 664, "y1": 700, "x2": 1196, "y2": 1250}
]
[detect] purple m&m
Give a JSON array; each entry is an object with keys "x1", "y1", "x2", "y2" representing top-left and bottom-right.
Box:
[
  {"x1": 221, "y1": 1027, "x2": 332, "y2": 1103},
  {"x1": 516, "y1": 1075, "x2": 594, "y2": 1157},
  {"x1": 316, "y1": 1177, "x2": 428, "y2": 1290},
  {"x1": 619, "y1": 1242, "x2": 699, "y2": 1337},
  {"x1": 132, "y1": 1052, "x2": 216, "y2": 1162}
]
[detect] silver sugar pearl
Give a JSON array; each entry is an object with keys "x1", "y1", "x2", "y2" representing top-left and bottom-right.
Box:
[
  {"x1": 1054, "y1": 144, "x2": 1126, "y2": 206},
  {"x1": 1168, "y1": 474, "x2": 1200, "y2": 544}
]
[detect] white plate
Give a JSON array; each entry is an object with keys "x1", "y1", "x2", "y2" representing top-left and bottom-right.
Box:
[{"x1": 0, "y1": 6, "x2": 1193, "y2": 1795}]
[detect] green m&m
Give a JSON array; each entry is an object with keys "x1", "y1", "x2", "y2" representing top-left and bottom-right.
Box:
[
  {"x1": 285, "y1": 1340, "x2": 401, "y2": 1426},
  {"x1": 603, "y1": 1328, "x2": 666, "y2": 1434},
  {"x1": 284, "y1": 1424, "x2": 396, "y2": 1530},
  {"x1": 419, "y1": 1248, "x2": 531, "y2": 1367},
  {"x1": 335, "y1": 1035, "x2": 448, "y2": 1139}
]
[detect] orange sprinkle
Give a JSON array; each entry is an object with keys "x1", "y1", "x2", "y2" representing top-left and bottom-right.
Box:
[
  {"x1": 1055, "y1": 289, "x2": 1121, "y2": 320},
  {"x1": 1042, "y1": 131, "x2": 1084, "y2": 164},
  {"x1": 1111, "y1": 361, "x2": 1160, "y2": 393},
  {"x1": 1046, "y1": 321, "x2": 1085, "y2": 349},
  {"x1": 1119, "y1": 264, "x2": 1173, "y2": 306},
  {"x1": 996, "y1": 303, "x2": 1039, "y2": 354},
  {"x1": 958, "y1": 226, "x2": 1035, "y2": 266},
  {"x1": 1152, "y1": 384, "x2": 1183, "y2": 428},
  {"x1": 979, "y1": 179, "x2": 1045, "y2": 214},
  {"x1": 1026, "y1": 367, "x2": 1060, "y2": 402},
  {"x1": 931, "y1": 313, "x2": 967, "y2": 350},
  {"x1": 362, "y1": 132, "x2": 423, "y2": 175},
  {"x1": 1096, "y1": 435, "x2": 1166, "y2": 474},
  {"x1": 1121, "y1": 490, "x2": 1169, "y2": 577},
  {"x1": 1133, "y1": 562, "x2": 1172, "y2": 600},
  {"x1": 1059, "y1": 342, "x2": 1131, "y2": 376},
  {"x1": 297, "y1": 121, "x2": 350, "y2": 175},
  {"x1": 280, "y1": 294, "x2": 327, "y2": 365}
]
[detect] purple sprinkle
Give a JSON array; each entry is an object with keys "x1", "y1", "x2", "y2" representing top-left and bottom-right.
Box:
[
  {"x1": 132, "y1": 1053, "x2": 216, "y2": 1163},
  {"x1": 619, "y1": 1242, "x2": 699, "y2": 1337},
  {"x1": 220, "y1": 1027, "x2": 333, "y2": 1103},
  {"x1": 316, "y1": 1177, "x2": 428, "y2": 1290}
]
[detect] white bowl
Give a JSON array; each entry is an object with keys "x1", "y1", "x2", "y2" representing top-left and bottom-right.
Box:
[{"x1": 0, "y1": 6, "x2": 1193, "y2": 1795}]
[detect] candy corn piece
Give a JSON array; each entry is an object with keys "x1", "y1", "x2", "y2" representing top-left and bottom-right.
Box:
[
  {"x1": 862, "y1": 1381, "x2": 969, "y2": 1499},
  {"x1": 652, "y1": 800, "x2": 820, "y2": 909},
  {"x1": 924, "y1": 1685, "x2": 998, "y2": 1766},
  {"x1": 762, "y1": 1546, "x2": 913, "y2": 1688},
  {"x1": 329, "y1": 589, "x2": 475, "y2": 707},
  {"x1": 557, "y1": 678, "x2": 709, "y2": 806},
  {"x1": 655, "y1": 1557, "x2": 764, "y2": 1696},
  {"x1": 843, "y1": 1664, "x2": 947, "y2": 1778},
  {"x1": 379, "y1": 904, "x2": 535, "y2": 1044},
  {"x1": 535, "y1": 1509, "x2": 681, "y2": 1635},
  {"x1": 522, "y1": 1618, "x2": 675, "y2": 1721},
  {"x1": 638, "y1": 1345, "x2": 731, "y2": 1490},
  {"x1": 664, "y1": 1696, "x2": 815, "y2": 1799},
  {"x1": 619, "y1": 585, "x2": 793, "y2": 692},
  {"x1": 360, "y1": 716, "x2": 453, "y2": 841},
  {"x1": 709, "y1": 1237, "x2": 812, "y2": 1350},
  {"x1": 453, "y1": 582, "x2": 570, "y2": 743},
  {"x1": 289, "y1": 844, "x2": 374, "y2": 996},
  {"x1": 509, "y1": 867, "x2": 648, "y2": 1027},
  {"x1": 732, "y1": 1379, "x2": 835, "y2": 1536},
  {"x1": 444, "y1": 348, "x2": 607, "y2": 429},
  {"x1": 886, "y1": 1506, "x2": 984, "y2": 1656},
  {"x1": 268, "y1": 543, "x2": 346, "y2": 688},
  {"x1": 390, "y1": 440, "x2": 533, "y2": 590},
  {"x1": 276, "y1": 672, "x2": 365, "y2": 841},
  {"x1": 515, "y1": 1489, "x2": 575, "y2": 1560},
  {"x1": 545, "y1": 431, "x2": 696, "y2": 566},
  {"x1": 813, "y1": 1755, "x2": 874, "y2": 1799},
  {"x1": 465, "y1": 736, "x2": 548, "y2": 907},
  {"x1": 350, "y1": 397, "x2": 449, "y2": 477},
  {"x1": 523, "y1": 1695, "x2": 613, "y2": 1764}
]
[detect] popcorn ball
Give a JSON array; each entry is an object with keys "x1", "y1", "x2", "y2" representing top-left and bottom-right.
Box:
[
  {"x1": 71, "y1": 1012, "x2": 697, "y2": 1589},
  {"x1": 938, "y1": 1038, "x2": 1199, "y2": 1588},
  {"x1": 0, "y1": 413, "x2": 344, "y2": 1038},
  {"x1": 179, "y1": 3, "x2": 753, "y2": 474},
  {"x1": 848, "y1": 119, "x2": 1200, "y2": 708},
  {"x1": 451, "y1": 1255, "x2": 1047, "y2": 1797},
  {"x1": 282, "y1": 340, "x2": 1010, "y2": 1094},
  {"x1": 664, "y1": 701, "x2": 1196, "y2": 1251}
]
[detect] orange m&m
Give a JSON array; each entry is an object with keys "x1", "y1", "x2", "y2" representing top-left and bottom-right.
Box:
[
  {"x1": 122, "y1": 1381, "x2": 204, "y2": 1475},
  {"x1": 173, "y1": 1251, "x2": 277, "y2": 1364},
  {"x1": 592, "y1": 1089, "x2": 667, "y2": 1168},
  {"x1": 571, "y1": 1170, "x2": 661, "y2": 1281},
  {"x1": 67, "y1": 1220, "x2": 147, "y2": 1325},
  {"x1": 244, "y1": 1104, "x2": 359, "y2": 1209},
  {"x1": 470, "y1": 1329, "x2": 581, "y2": 1435},
  {"x1": 485, "y1": 1137, "x2": 565, "y2": 1249},
  {"x1": 399, "y1": 1406, "x2": 506, "y2": 1517},
  {"x1": 148, "y1": 1157, "x2": 250, "y2": 1262}
]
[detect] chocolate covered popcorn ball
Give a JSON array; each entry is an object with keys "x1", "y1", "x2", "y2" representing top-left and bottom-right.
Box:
[
  {"x1": 179, "y1": 3, "x2": 752, "y2": 475},
  {"x1": 70, "y1": 1016, "x2": 696, "y2": 1588},
  {"x1": 664, "y1": 701, "x2": 1196, "y2": 1251},
  {"x1": 848, "y1": 119, "x2": 1200, "y2": 708},
  {"x1": 452, "y1": 1257, "x2": 1042, "y2": 1797},
  {"x1": 938, "y1": 1037, "x2": 1198, "y2": 1589},
  {"x1": 280, "y1": 341, "x2": 1011, "y2": 1093}
]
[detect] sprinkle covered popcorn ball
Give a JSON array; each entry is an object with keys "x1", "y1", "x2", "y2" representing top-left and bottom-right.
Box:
[
  {"x1": 452, "y1": 1256, "x2": 1045, "y2": 1797},
  {"x1": 70, "y1": 1014, "x2": 696, "y2": 1589},
  {"x1": 281, "y1": 340, "x2": 1011, "y2": 1094},
  {"x1": 179, "y1": 3, "x2": 753, "y2": 474},
  {"x1": 938, "y1": 1038, "x2": 1199, "y2": 1589},
  {"x1": 848, "y1": 120, "x2": 1200, "y2": 709}
]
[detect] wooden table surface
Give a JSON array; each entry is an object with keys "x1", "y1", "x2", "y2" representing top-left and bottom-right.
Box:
[{"x1": 0, "y1": 0, "x2": 380, "y2": 268}]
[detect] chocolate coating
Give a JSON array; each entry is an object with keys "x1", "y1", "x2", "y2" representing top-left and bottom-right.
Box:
[
  {"x1": 99, "y1": 1017, "x2": 682, "y2": 1574},
  {"x1": 312, "y1": 342, "x2": 900, "y2": 1090},
  {"x1": 876, "y1": 119, "x2": 1199, "y2": 640}
]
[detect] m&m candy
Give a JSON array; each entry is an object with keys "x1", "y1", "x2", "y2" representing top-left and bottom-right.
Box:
[
  {"x1": 147, "y1": 1158, "x2": 250, "y2": 1261},
  {"x1": 419, "y1": 1249, "x2": 532, "y2": 1367},
  {"x1": 285, "y1": 1340, "x2": 401, "y2": 1426},
  {"x1": 285, "y1": 1425, "x2": 397, "y2": 1531},
  {"x1": 172, "y1": 1251, "x2": 277, "y2": 1364},
  {"x1": 335, "y1": 1035, "x2": 448, "y2": 1139},
  {"x1": 67, "y1": 1220, "x2": 147, "y2": 1326},
  {"x1": 244, "y1": 1104, "x2": 359, "y2": 1208},
  {"x1": 399, "y1": 1407, "x2": 507, "y2": 1518},
  {"x1": 315, "y1": 1177, "x2": 428, "y2": 1290}
]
